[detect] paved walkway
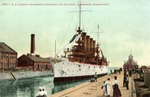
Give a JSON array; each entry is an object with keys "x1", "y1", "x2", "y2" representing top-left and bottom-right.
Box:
[{"x1": 50, "y1": 72, "x2": 132, "y2": 97}]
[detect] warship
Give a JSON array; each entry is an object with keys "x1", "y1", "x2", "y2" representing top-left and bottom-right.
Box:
[{"x1": 53, "y1": 2, "x2": 108, "y2": 82}]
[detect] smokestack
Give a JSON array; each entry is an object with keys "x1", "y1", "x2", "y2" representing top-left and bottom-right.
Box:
[
  {"x1": 93, "y1": 40, "x2": 96, "y2": 55},
  {"x1": 82, "y1": 32, "x2": 87, "y2": 51},
  {"x1": 86, "y1": 35, "x2": 90, "y2": 52},
  {"x1": 30, "y1": 34, "x2": 35, "y2": 54},
  {"x1": 90, "y1": 38, "x2": 93, "y2": 52}
]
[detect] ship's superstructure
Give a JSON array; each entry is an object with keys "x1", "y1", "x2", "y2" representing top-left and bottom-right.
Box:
[
  {"x1": 68, "y1": 27, "x2": 107, "y2": 66},
  {"x1": 54, "y1": 27, "x2": 108, "y2": 82}
]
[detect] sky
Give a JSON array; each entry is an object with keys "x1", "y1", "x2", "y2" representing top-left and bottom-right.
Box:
[{"x1": 0, "y1": 0, "x2": 150, "y2": 67}]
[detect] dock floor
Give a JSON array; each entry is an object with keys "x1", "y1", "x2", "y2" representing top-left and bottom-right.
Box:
[{"x1": 50, "y1": 72, "x2": 132, "y2": 97}]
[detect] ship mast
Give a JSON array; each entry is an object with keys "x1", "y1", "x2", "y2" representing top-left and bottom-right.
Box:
[
  {"x1": 77, "y1": 0, "x2": 82, "y2": 34},
  {"x1": 96, "y1": 24, "x2": 100, "y2": 61},
  {"x1": 69, "y1": 1, "x2": 108, "y2": 65},
  {"x1": 79, "y1": 0, "x2": 81, "y2": 30}
]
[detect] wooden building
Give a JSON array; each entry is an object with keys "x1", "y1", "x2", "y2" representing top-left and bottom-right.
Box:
[
  {"x1": 18, "y1": 54, "x2": 53, "y2": 71},
  {"x1": 0, "y1": 42, "x2": 17, "y2": 71}
]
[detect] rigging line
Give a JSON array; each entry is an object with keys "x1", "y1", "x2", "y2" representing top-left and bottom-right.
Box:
[
  {"x1": 56, "y1": 43, "x2": 69, "y2": 55},
  {"x1": 56, "y1": 28, "x2": 67, "y2": 53},
  {"x1": 81, "y1": 11, "x2": 93, "y2": 32},
  {"x1": 76, "y1": 11, "x2": 79, "y2": 31},
  {"x1": 87, "y1": 10, "x2": 92, "y2": 32},
  {"x1": 81, "y1": 10, "x2": 84, "y2": 31},
  {"x1": 57, "y1": 12, "x2": 76, "y2": 53},
  {"x1": 79, "y1": 0, "x2": 81, "y2": 28},
  {"x1": 57, "y1": 32, "x2": 67, "y2": 54}
]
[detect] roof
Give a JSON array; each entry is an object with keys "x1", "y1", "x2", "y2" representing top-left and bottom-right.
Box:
[
  {"x1": 0, "y1": 42, "x2": 17, "y2": 54},
  {"x1": 21, "y1": 54, "x2": 51, "y2": 63}
]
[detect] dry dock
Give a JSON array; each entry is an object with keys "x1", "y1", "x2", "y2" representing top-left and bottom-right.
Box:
[{"x1": 50, "y1": 72, "x2": 136, "y2": 97}]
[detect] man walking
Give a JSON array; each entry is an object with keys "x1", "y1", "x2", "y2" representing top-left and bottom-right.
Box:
[{"x1": 125, "y1": 74, "x2": 129, "y2": 90}]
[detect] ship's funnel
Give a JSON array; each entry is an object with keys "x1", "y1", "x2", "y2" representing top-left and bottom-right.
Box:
[
  {"x1": 93, "y1": 40, "x2": 95, "y2": 53},
  {"x1": 30, "y1": 34, "x2": 35, "y2": 54},
  {"x1": 82, "y1": 32, "x2": 87, "y2": 51},
  {"x1": 86, "y1": 35, "x2": 90, "y2": 52},
  {"x1": 90, "y1": 38, "x2": 93, "y2": 52}
]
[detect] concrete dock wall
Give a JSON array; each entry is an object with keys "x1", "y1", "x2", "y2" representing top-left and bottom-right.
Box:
[
  {"x1": 0, "y1": 73, "x2": 14, "y2": 80},
  {"x1": 0, "y1": 71, "x2": 54, "y2": 80},
  {"x1": 14, "y1": 71, "x2": 53, "y2": 79}
]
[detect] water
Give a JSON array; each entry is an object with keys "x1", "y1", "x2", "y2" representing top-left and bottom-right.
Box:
[
  {"x1": 52, "y1": 79, "x2": 90, "y2": 94},
  {"x1": 0, "y1": 67, "x2": 119, "y2": 97},
  {"x1": 0, "y1": 77, "x2": 90, "y2": 97},
  {"x1": 0, "y1": 77, "x2": 54, "y2": 97}
]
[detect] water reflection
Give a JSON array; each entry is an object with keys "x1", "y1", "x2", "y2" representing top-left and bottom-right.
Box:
[
  {"x1": 52, "y1": 79, "x2": 90, "y2": 94},
  {"x1": 0, "y1": 77, "x2": 90, "y2": 97},
  {"x1": 0, "y1": 77, "x2": 54, "y2": 97}
]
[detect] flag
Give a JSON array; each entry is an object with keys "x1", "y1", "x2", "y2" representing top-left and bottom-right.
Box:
[
  {"x1": 75, "y1": 33, "x2": 81, "y2": 42},
  {"x1": 69, "y1": 34, "x2": 78, "y2": 43}
]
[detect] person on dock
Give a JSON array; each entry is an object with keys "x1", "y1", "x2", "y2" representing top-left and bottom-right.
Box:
[
  {"x1": 123, "y1": 70, "x2": 127, "y2": 87},
  {"x1": 129, "y1": 69, "x2": 132, "y2": 77},
  {"x1": 125, "y1": 74, "x2": 129, "y2": 90},
  {"x1": 105, "y1": 78, "x2": 111, "y2": 97},
  {"x1": 37, "y1": 87, "x2": 47, "y2": 97},
  {"x1": 94, "y1": 72, "x2": 98, "y2": 82},
  {"x1": 37, "y1": 87, "x2": 44, "y2": 97},
  {"x1": 42, "y1": 87, "x2": 47, "y2": 97},
  {"x1": 110, "y1": 70, "x2": 112, "y2": 74},
  {"x1": 113, "y1": 76, "x2": 122, "y2": 97},
  {"x1": 101, "y1": 81, "x2": 106, "y2": 95}
]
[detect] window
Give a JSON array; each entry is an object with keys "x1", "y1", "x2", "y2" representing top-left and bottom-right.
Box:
[
  {"x1": 38, "y1": 64, "x2": 40, "y2": 70},
  {"x1": 3, "y1": 63, "x2": 6, "y2": 68},
  {"x1": 1, "y1": 63, "x2": 3, "y2": 68},
  {"x1": 78, "y1": 65, "x2": 81, "y2": 70},
  {"x1": 46, "y1": 64, "x2": 49, "y2": 70},
  {"x1": 9, "y1": 63, "x2": 11, "y2": 67}
]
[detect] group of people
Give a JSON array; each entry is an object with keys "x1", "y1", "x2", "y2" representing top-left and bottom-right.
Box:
[
  {"x1": 101, "y1": 76, "x2": 122, "y2": 97},
  {"x1": 36, "y1": 87, "x2": 47, "y2": 97}
]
